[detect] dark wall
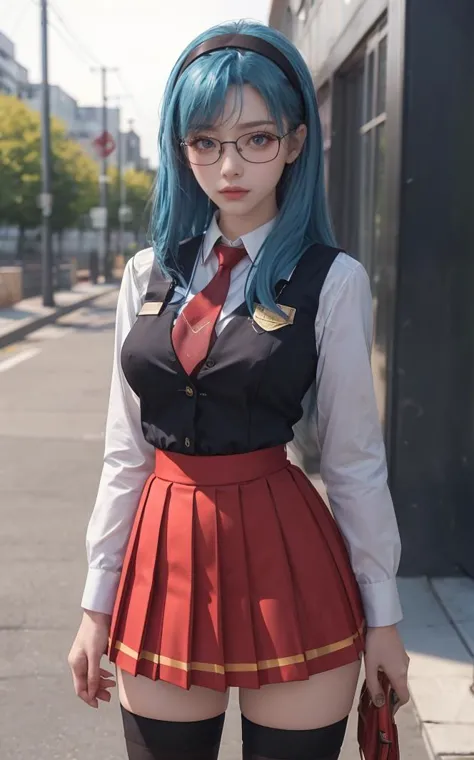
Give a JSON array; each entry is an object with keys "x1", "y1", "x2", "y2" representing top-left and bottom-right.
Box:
[{"x1": 391, "y1": 0, "x2": 474, "y2": 575}]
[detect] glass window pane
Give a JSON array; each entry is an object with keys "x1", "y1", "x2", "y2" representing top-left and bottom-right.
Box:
[
  {"x1": 359, "y1": 129, "x2": 374, "y2": 272},
  {"x1": 373, "y1": 122, "x2": 386, "y2": 264},
  {"x1": 364, "y1": 51, "x2": 375, "y2": 124},
  {"x1": 338, "y1": 60, "x2": 364, "y2": 256},
  {"x1": 318, "y1": 90, "x2": 332, "y2": 146},
  {"x1": 324, "y1": 150, "x2": 330, "y2": 193},
  {"x1": 377, "y1": 37, "x2": 387, "y2": 115}
]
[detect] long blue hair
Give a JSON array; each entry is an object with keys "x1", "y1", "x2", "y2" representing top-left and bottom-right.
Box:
[{"x1": 150, "y1": 19, "x2": 337, "y2": 314}]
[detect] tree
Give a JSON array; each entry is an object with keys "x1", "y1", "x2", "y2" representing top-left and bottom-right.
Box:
[
  {"x1": 0, "y1": 94, "x2": 42, "y2": 237},
  {"x1": 0, "y1": 94, "x2": 99, "y2": 251},
  {"x1": 107, "y1": 165, "x2": 154, "y2": 239},
  {"x1": 123, "y1": 168, "x2": 154, "y2": 238},
  {"x1": 50, "y1": 125, "x2": 99, "y2": 234}
]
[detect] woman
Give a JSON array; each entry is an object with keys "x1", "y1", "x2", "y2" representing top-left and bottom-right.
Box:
[{"x1": 68, "y1": 19, "x2": 410, "y2": 760}]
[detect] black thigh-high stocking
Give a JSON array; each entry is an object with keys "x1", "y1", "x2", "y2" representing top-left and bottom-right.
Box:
[
  {"x1": 241, "y1": 715, "x2": 348, "y2": 760},
  {"x1": 121, "y1": 704, "x2": 225, "y2": 760}
]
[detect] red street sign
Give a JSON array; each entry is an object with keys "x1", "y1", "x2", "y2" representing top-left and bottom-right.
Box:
[{"x1": 93, "y1": 131, "x2": 116, "y2": 158}]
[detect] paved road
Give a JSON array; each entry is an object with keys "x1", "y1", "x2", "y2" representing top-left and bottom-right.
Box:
[{"x1": 0, "y1": 292, "x2": 430, "y2": 759}]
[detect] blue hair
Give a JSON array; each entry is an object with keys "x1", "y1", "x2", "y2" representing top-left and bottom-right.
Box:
[{"x1": 150, "y1": 19, "x2": 337, "y2": 314}]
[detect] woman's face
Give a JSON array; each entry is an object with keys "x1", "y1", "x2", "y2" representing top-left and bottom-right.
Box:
[{"x1": 183, "y1": 84, "x2": 307, "y2": 224}]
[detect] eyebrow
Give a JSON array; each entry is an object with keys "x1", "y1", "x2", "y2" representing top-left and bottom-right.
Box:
[{"x1": 191, "y1": 120, "x2": 277, "y2": 132}]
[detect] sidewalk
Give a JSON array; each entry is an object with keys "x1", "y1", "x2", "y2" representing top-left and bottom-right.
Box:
[
  {"x1": 305, "y1": 471, "x2": 474, "y2": 759},
  {"x1": 0, "y1": 280, "x2": 119, "y2": 348},
  {"x1": 399, "y1": 577, "x2": 474, "y2": 760}
]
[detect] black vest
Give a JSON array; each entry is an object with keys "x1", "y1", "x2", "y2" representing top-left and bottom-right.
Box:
[{"x1": 121, "y1": 236, "x2": 340, "y2": 455}]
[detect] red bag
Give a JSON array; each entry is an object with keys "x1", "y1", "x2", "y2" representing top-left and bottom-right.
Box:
[{"x1": 357, "y1": 671, "x2": 400, "y2": 760}]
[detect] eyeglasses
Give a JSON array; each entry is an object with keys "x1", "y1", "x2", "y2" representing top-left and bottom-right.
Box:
[{"x1": 180, "y1": 129, "x2": 296, "y2": 166}]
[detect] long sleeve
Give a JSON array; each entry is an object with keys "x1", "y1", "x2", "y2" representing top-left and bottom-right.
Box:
[
  {"x1": 291, "y1": 254, "x2": 403, "y2": 628},
  {"x1": 81, "y1": 255, "x2": 156, "y2": 615}
]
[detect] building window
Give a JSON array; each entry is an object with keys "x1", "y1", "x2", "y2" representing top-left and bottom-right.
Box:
[
  {"x1": 318, "y1": 83, "x2": 332, "y2": 192},
  {"x1": 359, "y1": 25, "x2": 388, "y2": 281},
  {"x1": 332, "y1": 54, "x2": 364, "y2": 256},
  {"x1": 331, "y1": 20, "x2": 388, "y2": 281}
]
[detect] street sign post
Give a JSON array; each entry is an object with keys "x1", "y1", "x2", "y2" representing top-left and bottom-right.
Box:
[
  {"x1": 118, "y1": 205, "x2": 133, "y2": 223},
  {"x1": 37, "y1": 192, "x2": 53, "y2": 217},
  {"x1": 92, "y1": 131, "x2": 116, "y2": 158},
  {"x1": 90, "y1": 207, "x2": 108, "y2": 230}
]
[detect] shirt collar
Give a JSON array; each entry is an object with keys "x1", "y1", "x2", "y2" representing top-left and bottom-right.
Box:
[{"x1": 201, "y1": 211, "x2": 278, "y2": 264}]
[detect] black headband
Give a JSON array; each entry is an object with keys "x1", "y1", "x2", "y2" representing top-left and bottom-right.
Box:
[{"x1": 177, "y1": 33, "x2": 306, "y2": 120}]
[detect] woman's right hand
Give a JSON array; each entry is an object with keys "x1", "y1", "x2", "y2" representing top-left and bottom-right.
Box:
[{"x1": 68, "y1": 610, "x2": 116, "y2": 708}]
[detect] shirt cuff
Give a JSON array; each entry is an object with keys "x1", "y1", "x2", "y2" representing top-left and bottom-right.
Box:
[
  {"x1": 359, "y1": 577, "x2": 404, "y2": 627},
  {"x1": 81, "y1": 567, "x2": 121, "y2": 615}
]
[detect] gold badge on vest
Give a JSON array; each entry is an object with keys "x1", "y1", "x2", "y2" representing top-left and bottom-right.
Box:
[
  {"x1": 252, "y1": 304, "x2": 296, "y2": 332},
  {"x1": 138, "y1": 301, "x2": 164, "y2": 316}
]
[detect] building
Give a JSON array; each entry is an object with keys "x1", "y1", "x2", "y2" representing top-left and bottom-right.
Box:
[
  {"x1": 26, "y1": 83, "x2": 79, "y2": 131},
  {"x1": 270, "y1": 0, "x2": 474, "y2": 579},
  {"x1": 24, "y1": 85, "x2": 146, "y2": 171},
  {"x1": 0, "y1": 31, "x2": 28, "y2": 96},
  {"x1": 25, "y1": 86, "x2": 121, "y2": 166},
  {"x1": 72, "y1": 104, "x2": 122, "y2": 168},
  {"x1": 121, "y1": 122, "x2": 143, "y2": 171}
]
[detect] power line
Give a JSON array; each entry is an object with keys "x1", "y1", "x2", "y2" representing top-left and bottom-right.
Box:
[
  {"x1": 6, "y1": 0, "x2": 32, "y2": 39},
  {"x1": 0, "y1": 0, "x2": 25, "y2": 32},
  {"x1": 26, "y1": 0, "x2": 144, "y2": 131},
  {"x1": 113, "y1": 69, "x2": 148, "y2": 129},
  {"x1": 49, "y1": 18, "x2": 99, "y2": 69},
  {"x1": 39, "y1": 4, "x2": 143, "y2": 129},
  {"x1": 26, "y1": 0, "x2": 101, "y2": 70},
  {"x1": 48, "y1": 0, "x2": 102, "y2": 68}
]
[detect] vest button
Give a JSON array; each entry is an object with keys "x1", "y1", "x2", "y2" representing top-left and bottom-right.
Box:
[
  {"x1": 185, "y1": 386, "x2": 194, "y2": 397},
  {"x1": 184, "y1": 437, "x2": 191, "y2": 448},
  {"x1": 204, "y1": 359, "x2": 215, "y2": 369}
]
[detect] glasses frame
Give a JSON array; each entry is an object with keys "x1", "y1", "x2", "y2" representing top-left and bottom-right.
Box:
[{"x1": 179, "y1": 129, "x2": 297, "y2": 166}]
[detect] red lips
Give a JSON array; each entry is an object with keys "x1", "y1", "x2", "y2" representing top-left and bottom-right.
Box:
[{"x1": 219, "y1": 187, "x2": 249, "y2": 194}]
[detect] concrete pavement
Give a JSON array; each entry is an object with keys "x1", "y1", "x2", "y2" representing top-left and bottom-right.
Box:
[
  {"x1": 0, "y1": 280, "x2": 118, "y2": 349},
  {"x1": 307, "y1": 479, "x2": 474, "y2": 760},
  {"x1": 0, "y1": 290, "x2": 464, "y2": 758}
]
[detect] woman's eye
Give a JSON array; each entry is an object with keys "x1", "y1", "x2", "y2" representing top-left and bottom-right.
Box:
[
  {"x1": 249, "y1": 132, "x2": 276, "y2": 147},
  {"x1": 189, "y1": 137, "x2": 216, "y2": 151}
]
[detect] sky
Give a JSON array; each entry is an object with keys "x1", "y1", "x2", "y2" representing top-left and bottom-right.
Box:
[{"x1": 1, "y1": 0, "x2": 273, "y2": 166}]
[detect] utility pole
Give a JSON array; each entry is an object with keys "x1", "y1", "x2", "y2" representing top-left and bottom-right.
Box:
[
  {"x1": 40, "y1": 0, "x2": 54, "y2": 307},
  {"x1": 100, "y1": 67, "x2": 111, "y2": 282},
  {"x1": 99, "y1": 67, "x2": 109, "y2": 282},
  {"x1": 91, "y1": 66, "x2": 118, "y2": 282},
  {"x1": 108, "y1": 94, "x2": 130, "y2": 267},
  {"x1": 109, "y1": 98, "x2": 126, "y2": 261},
  {"x1": 116, "y1": 119, "x2": 127, "y2": 260}
]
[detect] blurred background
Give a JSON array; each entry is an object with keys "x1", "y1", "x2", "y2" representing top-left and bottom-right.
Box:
[{"x1": 0, "y1": 1, "x2": 473, "y2": 759}]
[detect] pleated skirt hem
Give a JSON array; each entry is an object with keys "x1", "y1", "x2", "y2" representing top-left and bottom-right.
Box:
[
  {"x1": 107, "y1": 446, "x2": 366, "y2": 691},
  {"x1": 110, "y1": 626, "x2": 365, "y2": 692}
]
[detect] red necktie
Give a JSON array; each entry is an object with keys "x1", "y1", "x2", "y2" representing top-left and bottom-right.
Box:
[{"x1": 172, "y1": 242, "x2": 247, "y2": 375}]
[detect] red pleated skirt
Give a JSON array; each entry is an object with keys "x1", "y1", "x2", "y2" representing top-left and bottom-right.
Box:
[{"x1": 108, "y1": 446, "x2": 366, "y2": 691}]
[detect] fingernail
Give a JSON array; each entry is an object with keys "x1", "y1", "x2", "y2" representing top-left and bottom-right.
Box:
[{"x1": 375, "y1": 694, "x2": 385, "y2": 707}]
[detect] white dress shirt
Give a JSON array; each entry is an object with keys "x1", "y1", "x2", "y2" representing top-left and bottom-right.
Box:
[{"x1": 81, "y1": 211, "x2": 403, "y2": 628}]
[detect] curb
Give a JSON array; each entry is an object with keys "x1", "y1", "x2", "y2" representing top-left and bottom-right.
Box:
[{"x1": 0, "y1": 287, "x2": 119, "y2": 350}]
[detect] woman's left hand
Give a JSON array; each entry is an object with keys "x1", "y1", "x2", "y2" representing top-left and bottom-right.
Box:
[{"x1": 364, "y1": 625, "x2": 410, "y2": 714}]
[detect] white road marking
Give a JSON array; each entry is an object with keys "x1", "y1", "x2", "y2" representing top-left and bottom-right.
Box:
[
  {"x1": 34, "y1": 324, "x2": 69, "y2": 340},
  {"x1": 0, "y1": 347, "x2": 40, "y2": 372}
]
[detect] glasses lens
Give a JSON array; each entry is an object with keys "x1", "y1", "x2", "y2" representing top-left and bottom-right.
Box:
[
  {"x1": 237, "y1": 132, "x2": 280, "y2": 163},
  {"x1": 183, "y1": 137, "x2": 220, "y2": 166},
  {"x1": 182, "y1": 132, "x2": 282, "y2": 165}
]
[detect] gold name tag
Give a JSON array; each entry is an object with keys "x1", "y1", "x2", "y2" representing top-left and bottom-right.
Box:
[
  {"x1": 138, "y1": 301, "x2": 163, "y2": 316},
  {"x1": 252, "y1": 304, "x2": 296, "y2": 331}
]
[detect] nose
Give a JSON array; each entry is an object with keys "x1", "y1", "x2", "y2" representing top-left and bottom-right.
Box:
[{"x1": 220, "y1": 142, "x2": 244, "y2": 178}]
